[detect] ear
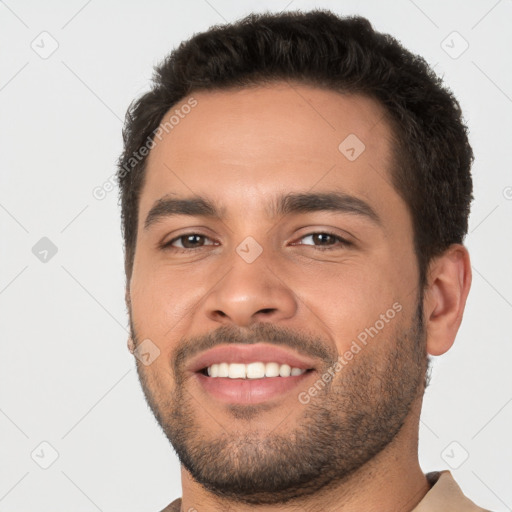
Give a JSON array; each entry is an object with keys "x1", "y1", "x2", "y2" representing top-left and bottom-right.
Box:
[{"x1": 423, "y1": 244, "x2": 472, "y2": 356}]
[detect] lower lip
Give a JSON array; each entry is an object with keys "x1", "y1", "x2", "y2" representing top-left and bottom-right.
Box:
[{"x1": 194, "y1": 371, "x2": 314, "y2": 404}]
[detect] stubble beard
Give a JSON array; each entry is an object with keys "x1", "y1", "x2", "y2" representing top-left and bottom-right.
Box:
[{"x1": 132, "y1": 301, "x2": 428, "y2": 506}]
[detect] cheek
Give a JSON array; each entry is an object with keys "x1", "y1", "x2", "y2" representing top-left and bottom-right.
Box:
[
  {"x1": 288, "y1": 258, "x2": 404, "y2": 352},
  {"x1": 129, "y1": 261, "x2": 211, "y2": 352}
]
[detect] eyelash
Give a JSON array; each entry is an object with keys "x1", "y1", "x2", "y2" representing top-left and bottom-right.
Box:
[{"x1": 161, "y1": 231, "x2": 352, "y2": 253}]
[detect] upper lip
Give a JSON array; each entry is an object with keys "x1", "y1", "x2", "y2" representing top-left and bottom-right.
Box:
[{"x1": 187, "y1": 343, "x2": 318, "y2": 373}]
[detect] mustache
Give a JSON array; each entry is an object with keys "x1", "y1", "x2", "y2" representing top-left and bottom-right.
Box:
[{"x1": 172, "y1": 323, "x2": 337, "y2": 378}]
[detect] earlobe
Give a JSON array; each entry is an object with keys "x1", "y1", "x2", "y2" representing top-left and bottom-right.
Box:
[{"x1": 424, "y1": 245, "x2": 472, "y2": 356}]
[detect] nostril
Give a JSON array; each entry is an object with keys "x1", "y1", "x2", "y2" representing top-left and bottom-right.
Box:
[{"x1": 258, "y1": 308, "x2": 276, "y2": 314}]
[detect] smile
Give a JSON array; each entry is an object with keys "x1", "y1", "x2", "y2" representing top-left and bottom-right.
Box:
[{"x1": 204, "y1": 362, "x2": 308, "y2": 378}]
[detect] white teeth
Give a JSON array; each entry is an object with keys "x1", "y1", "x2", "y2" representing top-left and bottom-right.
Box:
[
  {"x1": 228, "y1": 363, "x2": 246, "y2": 379},
  {"x1": 218, "y1": 362, "x2": 229, "y2": 377},
  {"x1": 279, "y1": 364, "x2": 291, "y2": 377},
  {"x1": 246, "y1": 362, "x2": 266, "y2": 379},
  {"x1": 265, "y1": 362, "x2": 280, "y2": 377},
  {"x1": 204, "y1": 362, "x2": 307, "y2": 379}
]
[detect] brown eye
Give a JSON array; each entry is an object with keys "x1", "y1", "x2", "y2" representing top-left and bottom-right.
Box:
[
  {"x1": 178, "y1": 234, "x2": 206, "y2": 248},
  {"x1": 297, "y1": 232, "x2": 350, "y2": 249},
  {"x1": 164, "y1": 233, "x2": 216, "y2": 250},
  {"x1": 310, "y1": 233, "x2": 336, "y2": 246}
]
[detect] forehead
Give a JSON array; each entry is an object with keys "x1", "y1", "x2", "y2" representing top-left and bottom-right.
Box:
[
  {"x1": 148, "y1": 83, "x2": 391, "y2": 165},
  {"x1": 140, "y1": 83, "x2": 402, "y2": 227}
]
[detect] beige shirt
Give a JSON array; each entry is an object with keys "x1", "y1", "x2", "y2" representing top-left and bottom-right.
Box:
[
  {"x1": 160, "y1": 470, "x2": 490, "y2": 511},
  {"x1": 412, "y1": 471, "x2": 490, "y2": 512}
]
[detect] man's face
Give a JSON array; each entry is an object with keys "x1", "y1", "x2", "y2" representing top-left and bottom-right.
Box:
[{"x1": 128, "y1": 83, "x2": 428, "y2": 504}]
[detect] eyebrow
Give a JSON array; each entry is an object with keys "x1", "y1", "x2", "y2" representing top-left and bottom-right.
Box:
[{"x1": 144, "y1": 191, "x2": 381, "y2": 231}]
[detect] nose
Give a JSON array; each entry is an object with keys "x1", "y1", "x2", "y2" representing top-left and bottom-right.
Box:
[{"x1": 201, "y1": 250, "x2": 298, "y2": 328}]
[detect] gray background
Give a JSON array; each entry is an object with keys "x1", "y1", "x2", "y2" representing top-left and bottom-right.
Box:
[{"x1": 1, "y1": 0, "x2": 511, "y2": 510}]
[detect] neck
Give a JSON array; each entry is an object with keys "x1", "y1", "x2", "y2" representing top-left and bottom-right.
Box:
[{"x1": 179, "y1": 401, "x2": 430, "y2": 512}]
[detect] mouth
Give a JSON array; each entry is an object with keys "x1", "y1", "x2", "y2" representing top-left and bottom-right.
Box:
[
  {"x1": 189, "y1": 344, "x2": 318, "y2": 404},
  {"x1": 200, "y1": 361, "x2": 312, "y2": 378},
  {"x1": 194, "y1": 367, "x2": 315, "y2": 405}
]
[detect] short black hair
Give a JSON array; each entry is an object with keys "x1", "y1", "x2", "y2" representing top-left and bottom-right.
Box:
[{"x1": 117, "y1": 9, "x2": 473, "y2": 289}]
